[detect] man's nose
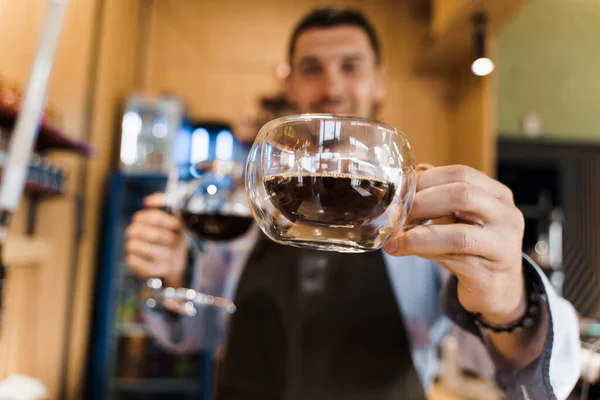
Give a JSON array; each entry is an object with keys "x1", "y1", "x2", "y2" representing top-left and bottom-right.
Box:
[{"x1": 322, "y1": 67, "x2": 344, "y2": 98}]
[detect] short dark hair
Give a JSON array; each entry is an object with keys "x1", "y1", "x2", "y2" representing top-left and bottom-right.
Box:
[{"x1": 288, "y1": 7, "x2": 382, "y2": 65}]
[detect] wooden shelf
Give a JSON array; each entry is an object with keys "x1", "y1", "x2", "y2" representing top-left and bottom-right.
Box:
[
  {"x1": 417, "y1": 0, "x2": 529, "y2": 75},
  {"x1": 0, "y1": 103, "x2": 92, "y2": 155},
  {"x1": 24, "y1": 180, "x2": 64, "y2": 197},
  {"x1": 0, "y1": 166, "x2": 65, "y2": 198}
]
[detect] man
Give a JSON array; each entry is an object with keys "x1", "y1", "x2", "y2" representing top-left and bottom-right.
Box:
[{"x1": 125, "y1": 8, "x2": 580, "y2": 399}]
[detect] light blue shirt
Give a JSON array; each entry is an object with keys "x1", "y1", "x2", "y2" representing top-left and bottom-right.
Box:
[{"x1": 145, "y1": 226, "x2": 581, "y2": 399}]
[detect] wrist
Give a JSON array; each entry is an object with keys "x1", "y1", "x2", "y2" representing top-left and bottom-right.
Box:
[
  {"x1": 163, "y1": 241, "x2": 193, "y2": 288},
  {"x1": 480, "y1": 277, "x2": 527, "y2": 326},
  {"x1": 473, "y1": 264, "x2": 546, "y2": 334},
  {"x1": 162, "y1": 272, "x2": 184, "y2": 288}
]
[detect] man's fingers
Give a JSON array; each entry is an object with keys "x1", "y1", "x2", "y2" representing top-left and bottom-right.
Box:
[
  {"x1": 418, "y1": 165, "x2": 514, "y2": 205},
  {"x1": 131, "y1": 209, "x2": 182, "y2": 231},
  {"x1": 144, "y1": 192, "x2": 167, "y2": 209},
  {"x1": 384, "y1": 223, "x2": 502, "y2": 261},
  {"x1": 126, "y1": 242, "x2": 175, "y2": 274},
  {"x1": 406, "y1": 182, "x2": 504, "y2": 226},
  {"x1": 125, "y1": 239, "x2": 171, "y2": 260},
  {"x1": 125, "y1": 223, "x2": 183, "y2": 247},
  {"x1": 125, "y1": 239, "x2": 153, "y2": 261},
  {"x1": 126, "y1": 254, "x2": 160, "y2": 278},
  {"x1": 439, "y1": 254, "x2": 514, "y2": 277}
]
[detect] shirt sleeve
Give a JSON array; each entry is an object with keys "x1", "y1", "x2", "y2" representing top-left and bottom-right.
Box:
[
  {"x1": 440, "y1": 254, "x2": 581, "y2": 400},
  {"x1": 143, "y1": 302, "x2": 222, "y2": 353}
]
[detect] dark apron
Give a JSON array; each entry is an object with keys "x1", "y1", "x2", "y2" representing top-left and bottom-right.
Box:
[{"x1": 216, "y1": 237, "x2": 426, "y2": 400}]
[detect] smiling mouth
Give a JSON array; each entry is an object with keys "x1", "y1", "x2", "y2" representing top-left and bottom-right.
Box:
[{"x1": 316, "y1": 104, "x2": 349, "y2": 114}]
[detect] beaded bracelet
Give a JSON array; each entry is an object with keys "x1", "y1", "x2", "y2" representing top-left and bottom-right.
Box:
[{"x1": 472, "y1": 269, "x2": 546, "y2": 334}]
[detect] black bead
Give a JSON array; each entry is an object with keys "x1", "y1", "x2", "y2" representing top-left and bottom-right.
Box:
[
  {"x1": 529, "y1": 305, "x2": 540, "y2": 316},
  {"x1": 530, "y1": 293, "x2": 539, "y2": 302},
  {"x1": 523, "y1": 317, "x2": 535, "y2": 328}
]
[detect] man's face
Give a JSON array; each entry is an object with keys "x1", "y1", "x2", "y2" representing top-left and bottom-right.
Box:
[{"x1": 286, "y1": 26, "x2": 386, "y2": 118}]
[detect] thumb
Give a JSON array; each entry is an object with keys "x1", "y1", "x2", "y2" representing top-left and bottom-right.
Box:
[{"x1": 143, "y1": 192, "x2": 166, "y2": 209}]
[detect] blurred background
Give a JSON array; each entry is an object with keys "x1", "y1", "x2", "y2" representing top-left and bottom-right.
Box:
[{"x1": 0, "y1": 0, "x2": 599, "y2": 399}]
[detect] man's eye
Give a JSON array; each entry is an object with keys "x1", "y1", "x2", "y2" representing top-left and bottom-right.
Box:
[
  {"x1": 342, "y1": 62, "x2": 360, "y2": 73},
  {"x1": 301, "y1": 65, "x2": 321, "y2": 75}
]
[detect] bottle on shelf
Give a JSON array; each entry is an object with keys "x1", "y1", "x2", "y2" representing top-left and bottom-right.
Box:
[{"x1": 119, "y1": 94, "x2": 186, "y2": 175}]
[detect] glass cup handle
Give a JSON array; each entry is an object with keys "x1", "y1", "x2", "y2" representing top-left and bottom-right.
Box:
[
  {"x1": 401, "y1": 219, "x2": 430, "y2": 232},
  {"x1": 399, "y1": 163, "x2": 434, "y2": 232}
]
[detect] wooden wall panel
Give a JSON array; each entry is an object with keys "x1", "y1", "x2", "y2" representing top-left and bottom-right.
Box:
[
  {"x1": 431, "y1": 0, "x2": 469, "y2": 39},
  {"x1": 448, "y1": 58, "x2": 496, "y2": 175},
  {"x1": 67, "y1": 0, "x2": 142, "y2": 398},
  {"x1": 0, "y1": 0, "x2": 96, "y2": 142},
  {"x1": 0, "y1": 0, "x2": 99, "y2": 398}
]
